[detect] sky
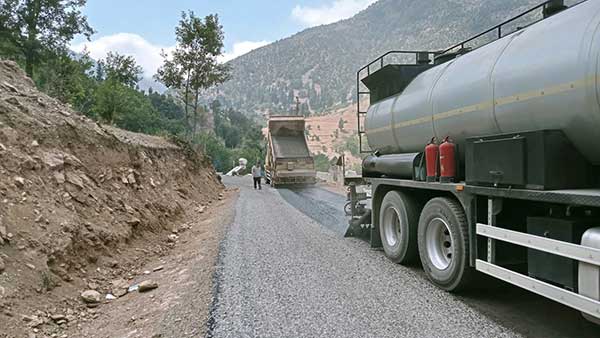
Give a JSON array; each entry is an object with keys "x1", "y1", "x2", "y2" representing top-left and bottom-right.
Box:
[{"x1": 71, "y1": 0, "x2": 377, "y2": 77}]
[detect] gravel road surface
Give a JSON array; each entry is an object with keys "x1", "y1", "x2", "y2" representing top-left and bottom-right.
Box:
[{"x1": 209, "y1": 176, "x2": 600, "y2": 338}]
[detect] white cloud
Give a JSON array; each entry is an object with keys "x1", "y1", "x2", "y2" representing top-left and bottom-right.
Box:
[
  {"x1": 291, "y1": 0, "x2": 377, "y2": 27},
  {"x1": 219, "y1": 40, "x2": 270, "y2": 63},
  {"x1": 71, "y1": 33, "x2": 173, "y2": 77},
  {"x1": 72, "y1": 33, "x2": 269, "y2": 77}
]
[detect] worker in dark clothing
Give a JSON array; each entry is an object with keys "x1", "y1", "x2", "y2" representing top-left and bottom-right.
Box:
[{"x1": 252, "y1": 161, "x2": 262, "y2": 190}]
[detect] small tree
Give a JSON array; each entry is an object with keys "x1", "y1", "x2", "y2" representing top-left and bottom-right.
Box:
[
  {"x1": 0, "y1": 0, "x2": 94, "y2": 77},
  {"x1": 98, "y1": 52, "x2": 143, "y2": 88},
  {"x1": 338, "y1": 118, "x2": 345, "y2": 130},
  {"x1": 156, "y1": 11, "x2": 230, "y2": 136},
  {"x1": 93, "y1": 52, "x2": 143, "y2": 123}
]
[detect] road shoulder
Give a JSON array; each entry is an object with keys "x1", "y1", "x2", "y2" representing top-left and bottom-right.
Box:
[{"x1": 64, "y1": 188, "x2": 238, "y2": 338}]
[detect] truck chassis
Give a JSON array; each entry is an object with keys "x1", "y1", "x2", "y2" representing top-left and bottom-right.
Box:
[{"x1": 354, "y1": 178, "x2": 600, "y2": 323}]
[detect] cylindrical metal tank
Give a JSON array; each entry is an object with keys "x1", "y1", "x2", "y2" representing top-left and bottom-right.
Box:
[{"x1": 365, "y1": 0, "x2": 600, "y2": 164}]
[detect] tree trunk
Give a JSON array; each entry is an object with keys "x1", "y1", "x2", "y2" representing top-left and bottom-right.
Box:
[
  {"x1": 193, "y1": 88, "x2": 200, "y2": 135},
  {"x1": 24, "y1": 0, "x2": 41, "y2": 79},
  {"x1": 183, "y1": 70, "x2": 191, "y2": 137},
  {"x1": 25, "y1": 52, "x2": 34, "y2": 78}
]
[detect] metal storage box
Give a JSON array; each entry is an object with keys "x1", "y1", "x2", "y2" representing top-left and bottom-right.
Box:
[
  {"x1": 527, "y1": 217, "x2": 595, "y2": 290},
  {"x1": 465, "y1": 130, "x2": 590, "y2": 190}
]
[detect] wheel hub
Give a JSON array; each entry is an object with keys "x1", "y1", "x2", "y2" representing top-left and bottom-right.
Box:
[
  {"x1": 382, "y1": 207, "x2": 401, "y2": 247},
  {"x1": 425, "y1": 217, "x2": 453, "y2": 270}
]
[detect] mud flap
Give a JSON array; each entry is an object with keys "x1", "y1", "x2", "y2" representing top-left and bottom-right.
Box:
[{"x1": 344, "y1": 209, "x2": 372, "y2": 239}]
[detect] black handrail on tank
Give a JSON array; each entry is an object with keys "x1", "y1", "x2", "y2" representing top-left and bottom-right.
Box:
[
  {"x1": 441, "y1": 0, "x2": 574, "y2": 54},
  {"x1": 356, "y1": 51, "x2": 438, "y2": 154}
]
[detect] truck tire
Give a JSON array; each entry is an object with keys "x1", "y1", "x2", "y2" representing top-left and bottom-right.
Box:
[
  {"x1": 379, "y1": 191, "x2": 419, "y2": 264},
  {"x1": 418, "y1": 197, "x2": 472, "y2": 292}
]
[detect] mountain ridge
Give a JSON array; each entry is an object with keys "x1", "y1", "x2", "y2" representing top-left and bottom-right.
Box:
[{"x1": 212, "y1": 0, "x2": 572, "y2": 117}]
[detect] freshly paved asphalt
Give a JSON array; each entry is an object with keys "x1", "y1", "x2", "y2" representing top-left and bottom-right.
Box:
[{"x1": 207, "y1": 176, "x2": 600, "y2": 338}]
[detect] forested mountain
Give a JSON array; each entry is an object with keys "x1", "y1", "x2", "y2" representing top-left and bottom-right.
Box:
[{"x1": 212, "y1": 0, "x2": 557, "y2": 117}]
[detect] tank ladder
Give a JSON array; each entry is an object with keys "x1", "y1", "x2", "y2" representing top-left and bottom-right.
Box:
[{"x1": 356, "y1": 51, "x2": 438, "y2": 154}]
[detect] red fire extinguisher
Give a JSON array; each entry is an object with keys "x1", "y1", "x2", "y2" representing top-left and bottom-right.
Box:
[
  {"x1": 425, "y1": 137, "x2": 439, "y2": 182},
  {"x1": 439, "y1": 136, "x2": 456, "y2": 183}
]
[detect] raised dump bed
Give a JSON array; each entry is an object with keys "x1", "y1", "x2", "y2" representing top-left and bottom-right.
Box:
[{"x1": 265, "y1": 116, "x2": 316, "y2": 187}]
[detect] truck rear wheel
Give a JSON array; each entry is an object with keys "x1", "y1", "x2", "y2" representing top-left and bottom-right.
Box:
[
  {"x1": 379, "y1": 191, "x2": 419, "y2": 264},
  {"x1": 418, "y1": 197, "x2": 472, "y2": 292}
]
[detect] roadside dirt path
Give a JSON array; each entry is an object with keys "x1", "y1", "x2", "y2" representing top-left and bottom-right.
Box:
[{"x1": 63, "y1": 189, "x2": 237, "y2": 338}]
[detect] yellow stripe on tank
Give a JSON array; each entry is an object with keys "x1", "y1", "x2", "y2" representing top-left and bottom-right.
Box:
[{"x1": 365, "y1": 75, "x2": 598, "y2": 136}]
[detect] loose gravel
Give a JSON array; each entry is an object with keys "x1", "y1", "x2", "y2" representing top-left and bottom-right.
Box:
[{"x1": 209, "y1": 177, "x2": 522, "y2": 338}]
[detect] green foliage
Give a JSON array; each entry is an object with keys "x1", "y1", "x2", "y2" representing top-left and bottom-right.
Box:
[
  {"x1": 196, "y1": 99, "x2": 265, "y2": 172},
  {"x1": 0, "y1": 0, "x2": 94, "y2": 77},
  {"x1": 148, "y1": 90, "x2": 184, "y2": 120},
  {"x1": 345, "y1": 133, "x2": 360, "y2": 157},
  {"x1": 98, "y1": 52, "x2": 143, "y2": 87},
  {"x1": 156, "y1": 11, "x2": 230, "y2": 135},
  {"x1": 35, "y1": 51, "x2": 96, "y2": 114},
  {"x1": 193, "y1": 132, "x2": 232, "y2": 172},
  {"x1": 314, "y1": 154, "x2": 331, "y2": 172},
  {"x1": 192, "y1": 127, "x2": 264, "y2": 173}
]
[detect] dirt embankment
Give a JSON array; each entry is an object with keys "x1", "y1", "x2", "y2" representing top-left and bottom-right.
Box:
[
  {"x1": 305, "y1": 104, "x2": 364, "y2": 170},
  {"x1": 0, "y1": 60, "x2": 224, "y2": 337}
]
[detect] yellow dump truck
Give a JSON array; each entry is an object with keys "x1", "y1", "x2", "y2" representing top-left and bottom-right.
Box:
[{"x1": 265, "y1": 116, "x2": 316, "y2": 187}]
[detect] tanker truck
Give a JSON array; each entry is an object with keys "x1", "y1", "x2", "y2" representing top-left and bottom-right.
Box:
[{"x1": 347, "y1": 0, "x2": 600, "y2": 323}]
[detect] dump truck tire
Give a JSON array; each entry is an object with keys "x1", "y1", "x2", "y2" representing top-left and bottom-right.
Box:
[
  {"x1": 417, "y1": 197, "x2": 472, "y2": 292},
  {"x1": 379, "y1": 191, "x2": 419, "y2": 264}
]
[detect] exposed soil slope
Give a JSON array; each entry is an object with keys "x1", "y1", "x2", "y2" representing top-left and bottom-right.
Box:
[{"x1": 0, "y1": 60, "x2": 223, "y2": 337}]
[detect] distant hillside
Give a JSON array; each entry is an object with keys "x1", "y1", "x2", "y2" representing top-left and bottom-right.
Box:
[{"x1": 212, "y1": 0, "x2": 556, "y2": 117}]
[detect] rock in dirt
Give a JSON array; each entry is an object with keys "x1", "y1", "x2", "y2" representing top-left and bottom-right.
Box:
[
  {"x1": 0, "y1": 224, "x2": 7, "y2": 239},
  {"x1": 138, "y1": 280, "x2": 158, "y2": 292},
  {"x1": 81, "y1": 290, "x2": 102, "y2": 304},
  {"x1": 0, "y1": 257, "x2": 5, "y2": 273},
  {"x1": 114, "y1": 287, "x2": 128, "y2": 298},
  {"x1": 42, "y1": 152, "x2": 64, "y2": 170},
  {"x1": 65, "y1": 172, "x2": 84, "y2": 189},
  {"x1": 13, "y1": 176, "x2": 25, "y2": 188},
  {"x1": 126, "y1": 172, "x2": 136, "y2": 185},
  {"x1": 50, "y1": 314, "x2": 65, "y2": 322},
  {"x1": 111, "y1": 279, "x2": 129, "y2": 297},
  {"x1": 54, "y1": 171, "x2": 65, "y2": 184},
  {"x1": 127, "y1": 218, "x2": 141, "y2": 226}
]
